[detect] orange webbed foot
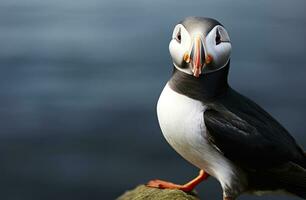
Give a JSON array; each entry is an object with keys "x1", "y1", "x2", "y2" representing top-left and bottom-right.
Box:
[
  {"x1": 146, "y1": 170, "x2": 209, "y2": 192},
  {"x1": 147, "y1": 179, "x2": 192, "y2": 191}
]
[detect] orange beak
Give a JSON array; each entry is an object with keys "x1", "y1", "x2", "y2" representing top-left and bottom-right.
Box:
[
  {"x1": 183, "y1": 35, "x2": 213, "y2": 77},
  {"x1": 192, "y1": 36, "x2": 203, "y2": 77}
]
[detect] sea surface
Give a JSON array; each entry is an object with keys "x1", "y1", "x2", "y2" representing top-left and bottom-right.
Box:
[{"x1": 0, "y1": 0, "x2": 305, "y2": 199}]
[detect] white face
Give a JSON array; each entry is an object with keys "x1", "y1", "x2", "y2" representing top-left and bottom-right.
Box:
[{"x1": 169, "y1": 24, "x2": 231, "y2": 77}]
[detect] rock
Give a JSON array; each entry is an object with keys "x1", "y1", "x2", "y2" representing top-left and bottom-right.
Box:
[{"x1": 117, "y1": 185, "x2": 199, "y2": 200}]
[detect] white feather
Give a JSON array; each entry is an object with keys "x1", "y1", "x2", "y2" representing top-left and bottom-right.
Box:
[
  {"x1": 205, "y1": 25, "x2": 231, "y2": 69},
  {"x1": 157, "y1": 83, "x2": 248, "y2": 197}
]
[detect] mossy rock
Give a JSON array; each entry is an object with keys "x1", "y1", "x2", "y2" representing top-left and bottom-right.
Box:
[{"x1": 117, "y1": 185, "x2": 199, "y2": 200}]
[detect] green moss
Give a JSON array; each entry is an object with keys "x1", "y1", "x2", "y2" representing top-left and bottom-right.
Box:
[{"x1": 117, "y1": 185, "x2": 199, "y2": 200}]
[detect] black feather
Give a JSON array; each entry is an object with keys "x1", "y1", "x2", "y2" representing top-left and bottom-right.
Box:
[
  {"x1": 204, "y1": 88, "x2": 305, "y2": 169},
  {"x1": 247, "y1": 162, "x2": 306, "y2": 199}
]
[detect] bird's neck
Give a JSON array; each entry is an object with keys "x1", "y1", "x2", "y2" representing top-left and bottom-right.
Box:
[{"x1": 169, "y1": 62, "x2": 230, "y2": 101}]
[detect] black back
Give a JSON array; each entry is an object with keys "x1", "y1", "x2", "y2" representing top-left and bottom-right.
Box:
[{"x1": 205, "y1": 88, "x2": 306, "y2": 169}]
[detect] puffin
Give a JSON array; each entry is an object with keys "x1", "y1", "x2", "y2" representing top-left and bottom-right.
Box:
[{"x1": 147, "y1": 17, "x2": 306, "y2": 200}]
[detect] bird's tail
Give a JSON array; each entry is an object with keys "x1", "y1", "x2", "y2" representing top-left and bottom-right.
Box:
[{"x1": 270, "y1": 162, "x2": 306, "y2": 199}]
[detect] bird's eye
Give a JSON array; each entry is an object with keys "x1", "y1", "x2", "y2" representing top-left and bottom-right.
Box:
[
  {"x1": 176, "y1": 28, "x2": 181, "y2": 43},
  {"x1": 215, "y1": 28, "x2": 221, "y2": 45}
]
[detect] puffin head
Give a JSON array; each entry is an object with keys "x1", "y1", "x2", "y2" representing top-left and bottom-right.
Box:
[{"x1": 169, "y1": 17, "x2": 231, "y2": 77}]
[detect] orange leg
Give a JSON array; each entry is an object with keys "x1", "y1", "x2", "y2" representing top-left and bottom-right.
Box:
[{"x1": 146, "y1": 170, "x2": 209, "y2": 192}]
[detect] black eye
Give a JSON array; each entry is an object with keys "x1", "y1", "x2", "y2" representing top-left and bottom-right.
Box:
[
  {"x1": 215, "y1": 29, "x2": 221, "y2": 45},
  {"x1": 177, "y1": 33, "x2": 181, "y2": 41},
  {"x1": 176, "y1": 28, "x2": 181, "y2": 43}
]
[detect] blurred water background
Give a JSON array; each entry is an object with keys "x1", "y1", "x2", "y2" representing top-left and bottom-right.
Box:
[{"x1": 0, "y1": 0, "x2": 306, "y2": 199}]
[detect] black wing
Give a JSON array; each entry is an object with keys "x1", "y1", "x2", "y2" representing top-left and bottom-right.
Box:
[{"x1": 204, "y1": 88, "x2": 305, "y2": 170}]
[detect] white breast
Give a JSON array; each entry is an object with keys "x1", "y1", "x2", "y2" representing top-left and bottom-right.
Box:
[{"x1": 157, "y1": 83, "x2": 247, "y2": 196}]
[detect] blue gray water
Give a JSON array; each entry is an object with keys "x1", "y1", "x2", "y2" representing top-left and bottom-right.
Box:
[{"x1": 0, "y1": 0, "x2": 305, "y2": 199}]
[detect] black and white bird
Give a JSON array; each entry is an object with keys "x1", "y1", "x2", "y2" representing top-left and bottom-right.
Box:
[{"x1": 147, "y1": 17, "x2": 306, "y2": 200}]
